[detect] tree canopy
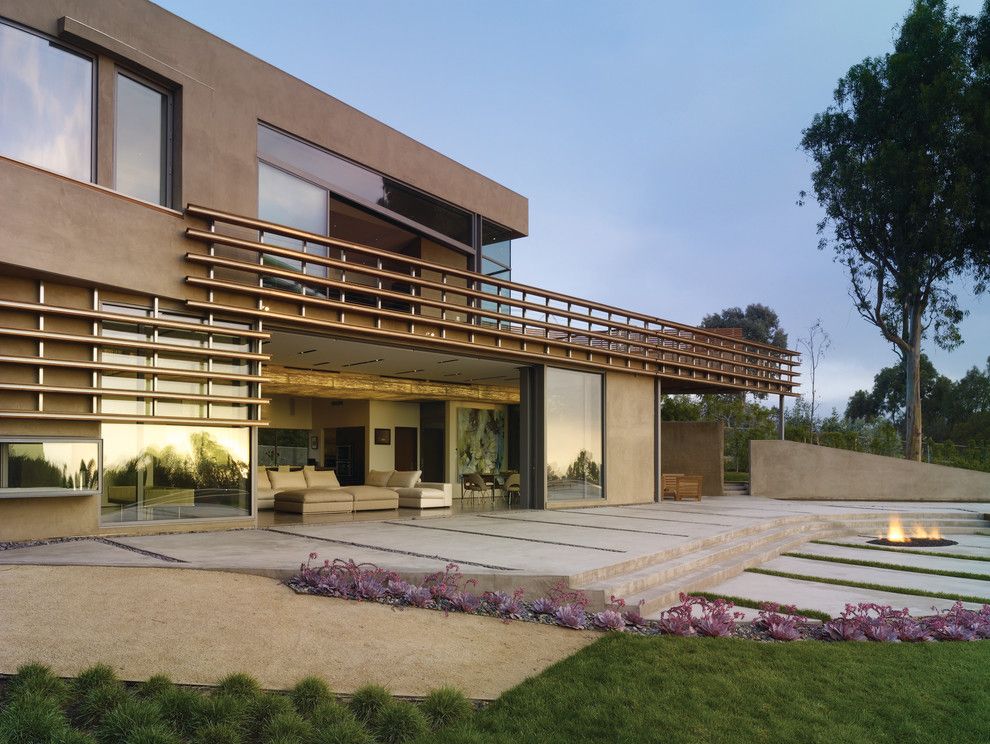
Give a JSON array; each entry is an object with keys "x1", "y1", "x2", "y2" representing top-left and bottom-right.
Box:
[
  {"x1": 700, "y1": 303, "x2": 788, "y2": 348},
  {"x1": 800, "y1": 0, "x2": 990, "y2": 460}
]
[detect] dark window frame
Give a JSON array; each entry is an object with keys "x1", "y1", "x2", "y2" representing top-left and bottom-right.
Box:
[
  {"x1": 113, "y1": 67, "x2": 175, "y2": 207},
  {"x1": 0, "y1": 16, "x2": 98, "y2": 183},
  {"x1": 0, "y1": 436, "x2": 103, "y2": 498}
]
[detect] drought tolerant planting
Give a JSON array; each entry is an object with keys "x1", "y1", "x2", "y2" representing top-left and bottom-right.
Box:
[
  {"x1": 0, "y1": 664, "x2": 473, "y2": 744},
  {"x1": 290, "y1": 554, "x2": 990, "y2": 642}
]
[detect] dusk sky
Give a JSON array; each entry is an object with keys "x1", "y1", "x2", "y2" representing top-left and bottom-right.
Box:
[{"x1": 157, "y1": 0, "x2": 990, "y2": 415}]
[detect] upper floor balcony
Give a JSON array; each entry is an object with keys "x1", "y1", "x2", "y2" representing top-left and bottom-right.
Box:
[{"x1": 183, "y1": 205, "x2": 800, "y2": 397}]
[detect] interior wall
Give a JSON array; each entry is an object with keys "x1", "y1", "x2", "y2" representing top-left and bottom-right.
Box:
[
  {"x1": 367, "y1": 400, "x2": 420, "y2": 474},
  {"x1": 265, "y1": 396, "x2": 313, "y2": 430},
  {"x1": 311, "y1": 399, "x2": 369, "y2": 466}
]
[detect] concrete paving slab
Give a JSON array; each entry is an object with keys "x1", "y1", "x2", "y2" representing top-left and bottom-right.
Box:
[
  {"x1": 760, "y1": 555, "x2": 990, "y2": 599},
  {"x1": 789, "y1": 541, "x2": 990, "y2": 576},
  {"x1": 116, "y1": 528, "x2": 458, "y2": 576},
  {"x1": 0, "y1": 539, "x2": 172, "y2": 567},
  {"x1": 701, "y1": 571, "x2": 986, "y2": 618}
]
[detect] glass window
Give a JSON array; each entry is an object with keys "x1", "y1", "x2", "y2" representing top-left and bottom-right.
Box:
[
  {"x1": 0, "y1": 439, "x2": 100, "y2": 494},
  {"x1": 0, "y1": 22, "x2": 93, "y2": 181},
  {"x1": 259, "y1": 123, "x2": 473, "y2": 246},
  {"x1": 258, "y1": 428, "x2": 310, "y2": 467},
  {"x1": 545, "y1": 368, "x2": 603, "y2": 501},
  {"x1": 115, "y1": 73, "x2": 168, "y2": 205},
  {"x1": 258, "y1": 161, "x2": 330, "y2": 295},
  {"x1": 482, "y1": 220, "x2": 513, "y2": 274},
  {"x1": 101, "y1": 423, "x2": 250, "y2": 522}
]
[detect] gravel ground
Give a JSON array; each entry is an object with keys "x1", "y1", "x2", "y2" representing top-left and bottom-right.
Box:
[{"x1": 0, "y1": 565, "x2": 596, "y2": 699}]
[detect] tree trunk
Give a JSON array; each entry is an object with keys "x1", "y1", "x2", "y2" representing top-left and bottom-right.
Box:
[{"x1": 904, "y1": 308, "x2": 924, "y2": 461}]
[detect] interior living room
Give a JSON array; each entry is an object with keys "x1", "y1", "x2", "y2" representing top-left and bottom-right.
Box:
[{"x1": 255, "y1": 331, "x2": 524, "y2": 524}]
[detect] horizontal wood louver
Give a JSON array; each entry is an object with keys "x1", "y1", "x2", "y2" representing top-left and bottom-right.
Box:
[
  {"x1": 183, "y1": 204, "x2": 800, "y2": 396},
  {"x1": 0, "y1": 281, "x2": 270, "y2": 426}
]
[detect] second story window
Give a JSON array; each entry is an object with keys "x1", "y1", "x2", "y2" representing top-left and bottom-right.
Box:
[
  {"x1": 115, "y1": 72, "x2": 171, "y2": 206},
  {"x1": 0, "y1": 20, "x2": 94, "y2": 182},
  {"x1": 0, "y1": 17, "x2": 177, "y2": 207}
]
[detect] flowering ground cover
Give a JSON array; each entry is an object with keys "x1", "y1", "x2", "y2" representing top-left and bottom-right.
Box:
[{"x1": 289, "y1": 554, "x2": 990, "y2": 642}]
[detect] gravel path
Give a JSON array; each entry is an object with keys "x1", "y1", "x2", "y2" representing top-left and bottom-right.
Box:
[{"x1": 0, "y1": 565, "x2": 596, "y2": 699}]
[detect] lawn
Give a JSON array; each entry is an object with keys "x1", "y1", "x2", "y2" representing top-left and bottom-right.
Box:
[{"x1": 429, "y1": 634, "x2": 990, "y2": 744}]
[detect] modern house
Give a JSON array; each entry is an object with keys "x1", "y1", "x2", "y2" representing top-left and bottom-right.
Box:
[{"x1": 0, "y1": 0, "x2": 799, "y2": 542}]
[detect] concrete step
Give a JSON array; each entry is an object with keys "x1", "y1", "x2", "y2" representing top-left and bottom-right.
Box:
[
  {"x1": 575, "y1": 510, "x2": 988, "y2": 613},
  {"x1": 635, "y1": 527, "x2": 842, "y2": 618},
  {"x1": 722, "y1": 481, "x2": 750, "y2": 496},
  {"x1": 578, "y1": 520, "x2": 829, "y2": 603}
]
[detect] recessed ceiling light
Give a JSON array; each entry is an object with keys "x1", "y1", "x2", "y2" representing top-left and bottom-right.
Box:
[
  {"x1": 298, "y1": 348, "x2": 317, "y2": 354},
  {"x1": 393, "y1": 369, "x2": 425, "y2": 375},
  {"x1": 443, "y1": 372, "x2": 462, "y2": 377},
  {"x1": 437, "y1": 359, "x2": 460, "y2": 365},
  {"x1": 341, "y1": 358, "x2": 384, "y2": 368}
]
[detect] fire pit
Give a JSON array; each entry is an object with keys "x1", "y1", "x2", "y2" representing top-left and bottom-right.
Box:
[{"x1": 868, "y1": 515, "x2": 957, "y2": 548}]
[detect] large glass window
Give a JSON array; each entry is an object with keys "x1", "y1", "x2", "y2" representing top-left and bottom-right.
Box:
[
  {"x1": 545, "y1": 368, "x2": 603, "y2": 501},
  {"x1": 115, "y1": 73, "x2": 169, "y2": 205},
  {"x1": 258, "y1": 428, "x2": 310, "y2": 467},
  {"x1": 0, "y1": 439, "x2": 100, "y2": 495},
  {"x1": 0, "y1": 21, "x2": 93, "y2": 181},
  {"x1": 258, "y1": 161, "x2": 330, "y2": 295},
  {"x1": 101, "y1": 423, "x2": 250, "y2": 522},
  {"x1": 259, "y1": 123, "x2": 473, "y2": 246}
]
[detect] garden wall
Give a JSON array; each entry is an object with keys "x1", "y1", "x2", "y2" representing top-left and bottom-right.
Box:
[
  {"x1": 751, "y1": 440, "x2": 990, "y2": 501},
  {"x1": 660, "y1": 422, "x2": 724, "y2": 497}
]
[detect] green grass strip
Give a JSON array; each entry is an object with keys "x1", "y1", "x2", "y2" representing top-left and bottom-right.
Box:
[
  {"x1": 783, "y1": 552, "x2": 990, "y2": 583},
  {"x1": 692, "y1": 591, "x2": 831, "y2": 622},
  {"x1": 744, "y1": 567, "x2": 990, "y2": 605},
  {"x1": 810, "y1": 539, "x2": 990, "y2": 563}
]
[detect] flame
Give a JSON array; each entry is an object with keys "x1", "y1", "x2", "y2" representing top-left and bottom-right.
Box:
[
  {"x1": 886, "y1": 515, "x2": 906, "y2": 542},
  {"x1": 885, "y1": 516, "x2": 941, "y2": 542}
]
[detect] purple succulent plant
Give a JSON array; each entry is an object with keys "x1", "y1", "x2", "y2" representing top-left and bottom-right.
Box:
[
  {"x1": 449, "y1": 591, "x2": 482, "y2": 613},
  {"x1": 554, "y1": 603, "x2": 586, "y2": 629},
  {"x1": 591, "y1": 609, "x2": 626, "y2": 632},
  {"x1": 404, "y1": 585, "x2": 434, "y2": 608},
  {"x1": 529, "y1": 597, "x2": 557, "y2": 615}
]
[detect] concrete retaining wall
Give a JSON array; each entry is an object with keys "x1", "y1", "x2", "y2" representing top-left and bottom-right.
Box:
[
  {"x1": 660, "y1": 422, "x2": 724, "y2": 497},
  {"x1": 751, "y1": 440, "x2": 990, "y2": 501}
]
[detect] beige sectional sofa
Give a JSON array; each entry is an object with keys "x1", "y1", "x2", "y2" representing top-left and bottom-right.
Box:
[{"x1": 257, "y1": 467, "x2": 452, "y2": 514}]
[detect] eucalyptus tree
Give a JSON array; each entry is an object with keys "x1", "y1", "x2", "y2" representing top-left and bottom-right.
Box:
[{"x1": 800, "y1": 0, "x2": 990, "y2": 460}]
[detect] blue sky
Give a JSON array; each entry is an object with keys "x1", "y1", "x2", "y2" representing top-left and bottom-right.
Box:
[{"x1": 156, "y1": 0, "x2": 990, "y2": 414}]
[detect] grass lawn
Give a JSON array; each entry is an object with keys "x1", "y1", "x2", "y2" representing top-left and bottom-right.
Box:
[
  {"x1": 428, "y1": 634, "x2": 990, "y2": 744},
  {"x1": 724, "y1": 471, "x2": 750, "y2": 482}
]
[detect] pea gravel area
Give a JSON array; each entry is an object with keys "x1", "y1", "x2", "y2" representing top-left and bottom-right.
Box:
[{"x1": 0, "y1": 564, "x2": 596, "y2": 699}]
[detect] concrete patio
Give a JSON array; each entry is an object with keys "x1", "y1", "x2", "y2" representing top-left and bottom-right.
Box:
[{"x1": 2, "y1": 496, "x2": 987, "y2": 617}]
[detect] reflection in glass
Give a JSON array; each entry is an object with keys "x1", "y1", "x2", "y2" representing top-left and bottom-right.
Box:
[
  {"x1": 258, "y1": 162, "x2": 329, "y2": 295},
  {"x1": 115, "y1": 74, "x2": 167, "y2": 204},
  {"x1": 0, "y1": 22, "x2": 92, "y2": 181},
  {"x1": 1, "y1": 440, "x2": 100, "y2": 492},
  {"x1": 545, "y1": 368, "x2": 603, "y2": 501},
  {"x1": 101, "y1": 423, "x2": 250, "y2": 522},
  {"x1": 258, "y1": 124, "x2": 473, "y2": 246},
  {"x1": 258, "y1": 428, "x2": 309, "y2": 467}
]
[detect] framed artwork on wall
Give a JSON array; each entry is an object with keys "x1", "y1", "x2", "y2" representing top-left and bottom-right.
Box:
[{"x1": 374, "y1": 428, "x2": 391, "y2": 445}]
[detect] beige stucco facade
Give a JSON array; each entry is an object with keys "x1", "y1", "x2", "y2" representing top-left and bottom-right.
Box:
[{"x1": 751, "y1": 440, "x2": 990, "y2": 501}]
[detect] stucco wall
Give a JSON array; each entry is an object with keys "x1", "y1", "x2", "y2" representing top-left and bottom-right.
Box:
[
  {"x1": 0, "y1": 0, "x2": 528, "y2": 306},
  {"x1": 660, "y1": 421, "x2": 725, "y2": 497},
  {"x1": 751, "y1": 440, "x2": 990, "y2": 501},
  {"x1": 602, "y1": 372, "x2": 656, "y2": 506}
]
